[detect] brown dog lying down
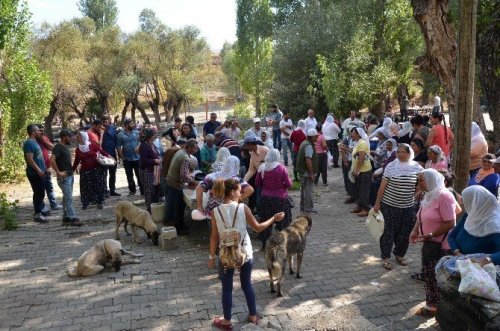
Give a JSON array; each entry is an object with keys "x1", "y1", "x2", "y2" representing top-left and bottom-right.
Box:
[
  {"x1": 114, "y1": 201, "x2": 159, "y2": 245},
  {"x1": 67, "y1": 239, "x2": 142, "y2": 277},
  {"x1": 265, "y1": 214, "x2": 313, "y2": 297}
]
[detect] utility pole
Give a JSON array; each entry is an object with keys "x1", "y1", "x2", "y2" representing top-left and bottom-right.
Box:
[{"x1": 452, "y1": 0, "x2": 478, "y2": 193}]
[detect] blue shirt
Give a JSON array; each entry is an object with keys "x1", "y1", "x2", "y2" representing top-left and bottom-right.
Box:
[
  {"x1": 203, "y1": 121, "x2": 220, "y2": 135},
  {"x1": 448, "y1": 214, "x2": 500, "y2": 265},
  {"x1": 269, "y1": 111, "x2": 283, "y2": 130},
  {"x1": 468, "y1": 173, "x2": 500, "y2": 198},
  {"x1": 116, "y1": 130, "x2": 140, "y2": 161},
  {"x1": 102, "y1": 125, "x2": 117, "y2": 156},
  {"x1": 23, "y1": 138, "x2": 46, "y2": 176}
]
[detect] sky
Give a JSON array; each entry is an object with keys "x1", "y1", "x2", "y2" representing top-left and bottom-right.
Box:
[{"x1": 26, "y1": 0, "x2": 237, "y2": 51}]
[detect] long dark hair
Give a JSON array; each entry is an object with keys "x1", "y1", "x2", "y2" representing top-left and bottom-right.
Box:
[{"x1": 431, "y1": 111, "x2": 448, "y2": 145}]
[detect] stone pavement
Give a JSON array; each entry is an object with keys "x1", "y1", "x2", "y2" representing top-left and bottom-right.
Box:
[{"x1": 0, "y1": 165, "x2": 438, "y2": 330}]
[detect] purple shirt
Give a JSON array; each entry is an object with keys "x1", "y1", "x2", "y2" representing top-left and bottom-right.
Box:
[{"x1": 255, "y1": 164, "x2": 291, "y2": 199}]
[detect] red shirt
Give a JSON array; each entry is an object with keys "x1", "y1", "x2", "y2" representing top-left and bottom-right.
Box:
[
  {"x1": 37, "y1": 136, "x2": 52, "y2": 169},
  {"x1": 314, "y1": 133, "x2": 327, "y2": 154},
  {"x1": 290, "y1": 129, "x2": 306, "y2": 153},
  {"x1": 87, "y1": 129, "x2": 101, "y2": 146},
  {"x1": 430, "y1": 124, "x2": 453, "y2": 156},
  {"x1": 73, "y1": 143, "x2": 109, "y2": 171}
]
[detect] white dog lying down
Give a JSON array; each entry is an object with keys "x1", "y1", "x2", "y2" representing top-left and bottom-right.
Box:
[
  {"x1": 115, "y1": 201, "x2": 160, "y2": 245},
  {"x1": 67, "y1": 239, "x2": 142, "y2": 277}
]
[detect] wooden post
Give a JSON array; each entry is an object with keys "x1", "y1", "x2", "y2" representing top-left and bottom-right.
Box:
[
  {"x1": 452, "y1": 0, "x2": 478, "y2": 194},
  {"x1": 205, "y1": 99, "x2": 209, "y2": 121}
]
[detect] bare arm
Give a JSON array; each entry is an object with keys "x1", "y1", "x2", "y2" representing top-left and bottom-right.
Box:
[
  {"x1": 373, "y1": 178, "x2": 388, "y2": 212},
  {"x1": 426, "y1": 127, "x2": 435, "y2": 147},
  {"x1": 50, "y1": 154, "x2": 66, "y2": 177},
  {"x1": 25, "y1": 153, "x2": 44, "y2": 177},
  {"x1": 354, "y1": 151, "x2": 366, "y2": 174},
  {"x1": 243, "y1": 205, "x2": 283, "y2": 233},
  {"x1": 239, "y1": 185, "x2": 254, "y2": 202},
  {"x1": 196, "y1": 185, "x2": 207, "y2": 212}
]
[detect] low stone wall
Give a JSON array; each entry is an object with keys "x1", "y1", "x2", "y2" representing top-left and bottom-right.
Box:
[{"x1": 437, "y1": 278, "x2": 500, "y2": 330}]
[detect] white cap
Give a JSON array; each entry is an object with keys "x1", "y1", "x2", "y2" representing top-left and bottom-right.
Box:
[
  {"x1": 307, "y1": 128, "x2": 318, "y2": 137},
  {"x1": 253, "y1": 117, "x2": 261, "y2": 123},
  {"x1": 494, "y1": 156, "x2": 500, "y2": 164}
]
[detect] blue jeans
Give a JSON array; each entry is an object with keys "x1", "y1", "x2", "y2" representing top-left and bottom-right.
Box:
[
  {"x1": 272, "y1": 129, "x2": 281, "y2": 151},
  {"x1": 281, "y1": 138, "x2": 292, "y2": 165},
  {"x1": 57, "y1": 175, "x2": 76, "y2": 219},
  {"x1": 44, "y1": 172, "x2": 58, "y2": 209},
  {"x1": 220, "y1": 259, "x2": 257, "y2": 320}
]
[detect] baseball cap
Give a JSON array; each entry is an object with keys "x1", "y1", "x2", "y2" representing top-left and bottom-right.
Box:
[
  {"x1": 494, "y1": 156, "x2": 500, "y2": 164},
  {"x1": 59, "y1": 129, "x2": 74, "y2": 138},
  {"x1": 253, "y1": 117, "x2": 261, "y2": 123},
  {"x1": 243, "y1": 135, "x2": 257, "y2": 144},
  {"x1": 307, "y1": 128, "x2": 318, "y2": 137}
]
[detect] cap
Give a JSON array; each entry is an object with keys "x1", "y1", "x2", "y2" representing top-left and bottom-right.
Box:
[
  {"x1": 307, "y1": 128, "x2": 318, "y2": 137},
  {"x1": 123, "y1": 118, "x2": 133, "y2": 125},
  {"x1": 494, "y1": 156, "x2": 500, "y2": 164},
  {"x1": 253, "y1": 117, "x2": 261, "y2": 123},
  {"x1": 243, "y1": 135, "x2": 257, "y2": 144},
  {"x1": 59, "y1": 129, "x2": 74, "y2": 138},
  {"x1": 176, "y1": 139, "x2": 187, "y2": 145}
]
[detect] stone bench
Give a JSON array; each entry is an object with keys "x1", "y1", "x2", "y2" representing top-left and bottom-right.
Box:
[{"x1": 437, "y1": 277, "x2": 500, "y2": 330}]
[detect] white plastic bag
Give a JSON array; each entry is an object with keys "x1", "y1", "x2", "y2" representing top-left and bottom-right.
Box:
[
  {"x1": 457, "y1": 259, "x2": 500, "y2": 302},
  {"x1": 366, "y1": 208, "x2": 384, "y2": 241}
]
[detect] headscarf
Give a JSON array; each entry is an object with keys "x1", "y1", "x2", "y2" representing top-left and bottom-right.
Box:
[
  {"x1": 355, "y1": 127, "x2": 369, "y2": 146},
  {"x1": 325, "y1": 115, "x2": 334, "y2": 123},
  {"x1": 471, "y1": 122, "x2": 487, "y2": 150},
  {"x1": 428, "y1": 145, "x2": 445, "y2": 163},
  {"x1": 462, "y1": 185, "x2": 500, "y2": 237},
  {"x1": 297, "y1": 120, "x2": 306, "y2": 133},
  {"x1": 369, "y1": 117, "x2": 392, "y2": 139},
  {"x1": 380, "y1": 138, "x2": 398, "y2": 157},
  {"x1": 78, "y1": 131, "x2": 90, "y2": 153},
  {"x1": 207, "y1": 155, "x2": 240, "y2": 181},
  {"x1": 389, "y1": 123, "x2": 400, "y2": 137},
  {"x1": 215, "y1": 147, "x2": 230, "y2": 163},
  {"x1": 420, "y1": 168, "x2": 446, "y2": 208},
  {"x1": 398, "y1": 121, "x2": 412, "y2": 138},
  {"x1": 258, "y1": 148, "x2": 280, "y2": 179},
  {"x1": 383, "y1": 143, "x2": 422, "y2": 178}
]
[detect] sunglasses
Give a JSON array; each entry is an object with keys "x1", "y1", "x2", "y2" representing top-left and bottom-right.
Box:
[{"x1": 482, "y1": 159, "x2": 494, "y2": 163}]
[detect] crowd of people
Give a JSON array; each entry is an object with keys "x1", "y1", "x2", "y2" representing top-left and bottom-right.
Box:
[{"x1": 21, "y1": 101, "x2": 500, "y2": 327}]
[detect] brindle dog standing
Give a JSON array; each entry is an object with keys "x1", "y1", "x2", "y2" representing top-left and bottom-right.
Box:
[{"x1": 265, "y1": 215, "x2": 312, "y2": 297}]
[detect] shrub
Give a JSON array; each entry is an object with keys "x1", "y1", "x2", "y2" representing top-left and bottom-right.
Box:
[{"x1": 0, "y1": 192, "x2": 19, "y2": 231}]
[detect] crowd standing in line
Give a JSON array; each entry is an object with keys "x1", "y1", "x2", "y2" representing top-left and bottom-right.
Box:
[{"x1": 21, "y1": 99, "x2": 500, "y2": 326}]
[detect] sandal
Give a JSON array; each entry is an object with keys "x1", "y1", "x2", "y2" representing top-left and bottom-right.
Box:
[
  {"x1": 396, "y1": 257, "x2": 408, "y2": 266},
  {"x1": 213, "y1": 317, "x2": 233, "y2": 330},
  {"x1": 410, "y1": 272, "x2": 425, "y2": 283},
  {"x1": 415, "y1": 307, "x2": 436, "y2": 317},
  {"x1": 382, "y1": 261, "x2": 393, "y2": 270},
  {"x1": 248, "y1": 314, "x2": 262, "y2": 325}
]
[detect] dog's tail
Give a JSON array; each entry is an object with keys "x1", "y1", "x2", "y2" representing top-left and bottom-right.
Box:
[{"x1": 67, "y1": 267, "x2": 78, "y2": 277}]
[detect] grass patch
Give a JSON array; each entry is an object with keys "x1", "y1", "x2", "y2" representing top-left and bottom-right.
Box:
[
  {"x1": 290, "y1": 181, "x2": 301, "y2": 191},
  {"x1": 0, "y1": 192, "x2": 19, "y2": 230}
]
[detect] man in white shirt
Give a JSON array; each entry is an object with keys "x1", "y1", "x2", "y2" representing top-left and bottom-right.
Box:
[
  {"x1": 245, "y1": 118, "x2": 263, "y2": 141},
  {"x1": 279, "y1": 113, "x2": 294, "y2": 166},
  {"x1": 304, "y1": 109, "x2": 317, "y2": 133},
  {"x1": 219, "y1": 119, "x2": 242, "y2": 140}
]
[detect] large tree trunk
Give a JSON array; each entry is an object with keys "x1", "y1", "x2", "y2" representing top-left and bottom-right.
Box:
[
  {"x1": 120, "y1": 100, "x2": 130, "y2": 125},
  {"x1": 477, "y1": 4, "x2": 499, "y2": 152},
  {"x1": 452, "y1": 0, "x2": 477, "y2": 194},
  {"x1": 44, "y1": 96, "x2": 59, "y2": 140},
  {"x1": 411, "y1": 0, "x2": 457, "y2": 118},
  {"x1": 98, "y1": 93, "x2": 110, "y2": 118}
]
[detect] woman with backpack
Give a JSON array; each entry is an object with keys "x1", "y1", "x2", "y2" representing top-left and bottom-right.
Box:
[{"x1": 208, "y1": 178, "x2": 284, "y2": 330}]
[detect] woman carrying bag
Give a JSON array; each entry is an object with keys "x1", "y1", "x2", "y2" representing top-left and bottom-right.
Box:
[{"x1": 409, "y1": 169, "x2": 456, "y2": 317}]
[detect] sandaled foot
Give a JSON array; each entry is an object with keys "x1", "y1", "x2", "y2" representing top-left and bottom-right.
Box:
[
  {"x1": 396, "y1": 256, "x2": 408, "y2": 266},
  {"x1": 382, "y1": 261, "x2": 392, "y2": 270},
  {"x1": 213, "y1": 317, "x2": 233, "y2": 330},
  {"x1": 410, "y1": 272, "x2": 425, "y2": 283},
  {"x1": 248, "y1": 314, "x2": 262, "y2": 325},
  {"x1": 415, "y1": 307, "x2": 436, "y2": 317}
]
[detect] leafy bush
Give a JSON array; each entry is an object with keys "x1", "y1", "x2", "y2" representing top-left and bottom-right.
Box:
[
  {"x1": 290, "y1": 181, "x2": 301, "y2": 191},
  {"x1": 233, "y1": 102, "x2": 254, "y2": 119},
  {"x1": 0, "y1": 192, "x2": 19, "y2": 231}
]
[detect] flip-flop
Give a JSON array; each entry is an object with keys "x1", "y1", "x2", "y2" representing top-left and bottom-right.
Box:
[
  {"x1": 213, "y1": 317, "x2": 233, "y2": 330},
  {"x1": 248, "y1": 314, "x2": 262, "y2": 325},
  {"x1": 396, "y1": 257, "x2": 409, "y2": 266},
  {"x1": 415, "y1": 307, "x2": 436, "y2": 317},
  {"x1": 382, "y1": 262, "x2": 393, "y2": 270}
]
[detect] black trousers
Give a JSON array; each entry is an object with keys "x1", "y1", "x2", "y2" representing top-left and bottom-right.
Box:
[
  {"x1": 27, "y1": 174, "x2": 46, "y2": 214},
  {"x1": 105, "y1": 165, "x2": 117, "y2": 193},
  {"x1": 315, "y1": 153, "x2": 328, "y2": 184},
  {"x1": 123, "y1": 160, "x2": 143, "y2": 194}
]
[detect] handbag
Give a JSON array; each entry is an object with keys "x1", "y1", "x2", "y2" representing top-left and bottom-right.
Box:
[{"x1": 419, "y1": 210, "x2": 447, "y2": 263}]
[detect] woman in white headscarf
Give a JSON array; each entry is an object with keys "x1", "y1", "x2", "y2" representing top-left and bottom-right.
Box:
[
  {"x1": 322, "y1": 115, "x2": 341, "y2": 167},
  {"x1": 350, "y1": 127, "x2": 373, "y2": 217},
  {"x1": 73, "y1": 131, "x2": 110, "y2": 210},
  {"x1": 369, "y1": 117, "x2": 393, "y2": 139},
  {"x1": 195, "y1": 155, "x2": 253, "y2": 217},
  {"x1": 290, "y1": 119, "x2": 307, "y2": 181},
  {"x1": 397, "y1": 121, "x2": 412, "y2": 144},
  {"x1": 260, "y1": 130, "x2": 274, "y2": 149},
  {"x1": 375, "y1": 143, "x2": 422, "y2": 271},
  {"x1": 469, "y1": 122, "x2": 489, "y2": 176},
  {"x1": 409, "y1": 168, "x2": 456, "y2": 317},
  {"x1": 211, "y1": 147, "x2": 231, "y2": 173},
  {"x1": 255, "y1": 149, "x2": 292, "y2": 248},
  {"x1": 425, "y1": 145, "x2": 447, "y2": 170},
  {"x1": 448, "y1": 185, "x2": 500, "y2": 266}
]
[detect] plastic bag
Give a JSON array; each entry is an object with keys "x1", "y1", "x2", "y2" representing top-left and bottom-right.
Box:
[
  {"x1": 96, "y1": 153, "x2": 116, "y2": 166},
  {"x1": 457, "y1": 259, "x2": 500, "y2": 302},
  {"x1": 366, "y1": 208, "x2": 384, "y2": 241}
]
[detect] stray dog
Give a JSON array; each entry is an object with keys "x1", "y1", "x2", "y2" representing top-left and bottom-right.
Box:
[
  {"x1": 114, "y1": 201, "x2": 160, "y2": 245},
  {"x1": 67, "y1": 239, "x2": 142, "y2": 277},
  {"x1": 265, "y1": 215, "x2": 313, "y2": 297}
]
